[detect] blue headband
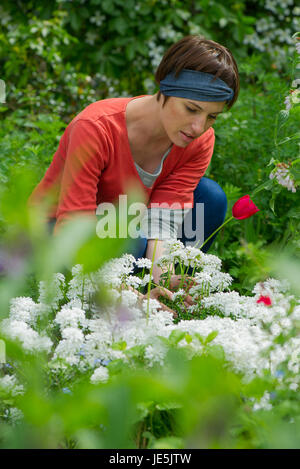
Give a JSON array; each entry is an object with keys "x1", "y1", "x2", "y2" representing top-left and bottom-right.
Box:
[{"x1": 159, "y1": 69, "x2": 234, "y2": 102}]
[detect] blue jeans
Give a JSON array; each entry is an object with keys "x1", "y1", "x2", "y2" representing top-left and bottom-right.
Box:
[{"x1": 130, "y1": 177, "x2": 227, "y2": 259}]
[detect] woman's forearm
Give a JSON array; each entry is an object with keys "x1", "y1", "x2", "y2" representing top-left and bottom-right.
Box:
[{"x1": 145, "y1": 238, "x2": 175, "y2": 285}]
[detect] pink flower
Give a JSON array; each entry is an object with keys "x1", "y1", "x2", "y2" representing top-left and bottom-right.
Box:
[
  {"x1": 257, "y1": 295, "x2": 272, "y2": 306},
  {"x1": 232, "y1": 195, "x2": 260, "y2": 220}
]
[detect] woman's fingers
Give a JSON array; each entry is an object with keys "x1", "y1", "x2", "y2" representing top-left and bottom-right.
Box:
[
  {"x1": 168, "y1": 275, "x2": 196, "y2": 291},
  {"x1": 147, "y1": 286, "x2": 178, "y2": 318},
  {"x1": 149, "y1": 286, "x2": 174, "y2": 302},
  {"x1": 183, "y1": 293, "x2": 194, "y2": 306}
]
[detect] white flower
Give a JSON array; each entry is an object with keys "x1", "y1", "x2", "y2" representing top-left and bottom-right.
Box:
[
  {"x1": 197, "y1": 253, "x2": 222, "y2": 272},
  {"x1": 85, "y1": 32, "x2": 98, "y2": 46},
  {"x1": 55, "y1": 307, "x2": 88, "y2": 330},
  {"x1": 61, "y1": 327, "x2": 84, "y2": 343},
  {"x1": 290, "y1": 89, "x2": 300, "y2": 104},
  {"x1": 284, "y1": 95, "x2": 291, "y2": 111},
  {"x1": 90, "y1": 366, "x2": 109, "y2": 384},
  {"x1": 269, "y1": 164, "x2": 297, "y2": 193},
  {"x1": 172, "y1": 289, "x2": 186, "y2": 301},
  {"x1": 6, "y1": 407, "x2": 23, "y2": 425},
  {"x1": 120, "y1": 290, "x2": 138, "y2": 308},
  {"x1": 200, "y1": 291, "x2": 254, "y2": 318},
  {"x1": 135, "y1": 258, "x2": 152, "y2": 269},
  {"x1": 289, "y1": 382, "x2": 298, "y2": 391},
  {"x1": 190, "y1": 271, "x2": 233, "y2": 296},
  {"x1": 253, "y1": 392, "x2": 272, "y2": 411},
  {"x1": 0, "y1": 375, "x2": 24, "y2": 396},
  {"x1": 125, "y1": 275, "x2": 142, "y2": 289},
  {"x1": 292, "y1": 78, "x2": 300, "y2": 88},
  {"x1": 1, "y1": 319, "x2": 52, "y2": 353},
  {"x1": 39, "y1": 273, "x2": 65, "y2": 310},
  {"x1": 67, "y1": 265, "x2": 97, "y2": 307},
  {"x1": 90, "y1": 12, "x2": 104, "y2": 26},
  {"x1": 145, "y1": 341, "x2": 167, "y2": 367},
  {"x1": 9, "y1": 297, "x2": 41, "y2": 325},
  {"x1": 140, "y1": 274, "x2": 152, "y2": 287}
]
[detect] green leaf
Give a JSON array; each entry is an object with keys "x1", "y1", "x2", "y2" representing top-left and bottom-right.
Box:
[
  {"x1": 126, "y1": 43, "x2": 135, "y2": 61},
  {"x1": 168, "y1": 330, "x2": 186, "y2": 346},
  {"x1": 151, "y1": 436, "x2": 184, "y2": 449},
  {"x1": 204, "y1": 330, "x2": 219, "y2": 345},
  {"x1": 194, "y1": 333, "x2": 204, "y2": 345},
  {"x1": 111, "y1": 341, "x2": 127, "y2": 351},
  {"x1": 126, "y1": 345, "x2": 145, "y2": 359},
  {"x1": 185, "y1": 334, "x2": 192, "y2": 344},
  {"x1": 136, "y1": 41, "x2": 149, "y2": 57},
  {"x1": 278, "y1": 109, "x2": 290, "y2": 126},
  {"x1": 251, "y1": 179, "x2": 273, "y2": 197},
  {"x1": 69, "y1": 11, "x2": 81, "y2": 31},
  {"x1": 101, "y1": 0, "x2": 116, "y2": 14},
  {"x1": 155, "y1": 401, "x2": 182, "y2": 411},
  {"x1": 207, "y1": 344, "x2": 225, "y2": 361},
  {"x1": 269, "y1": 195, "x2": 276, "y2": 214},
  {"x1": 107, "y1": 359, "x2": 124, "y2": 374},
  {"x1": 287, "y1": 207, "x2": 300, "y2": 218},
  {"x1": 110, "y1": 17, "x2": 128, "y2": 35}
]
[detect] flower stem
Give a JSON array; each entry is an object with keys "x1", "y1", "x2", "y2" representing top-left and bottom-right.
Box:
[
  {"x1": 194, "y1": 216, "x2": 234, "y2": 251},
  {"x1": 147, "y1": 238, "x2": 158, "y2": 321}
]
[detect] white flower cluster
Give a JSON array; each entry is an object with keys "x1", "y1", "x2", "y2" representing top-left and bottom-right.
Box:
[
  {"x1": 147, "y1": 39, "x2": 165, "y2": 68},
  {"x1": 9, "y1": 297, "x2": 44, "y2": 326},
  {"x1": 189, "y1": 271, "x2": 232, "y2": 298},
  {"x1": 269, "y1": 162, "x2": 297, "y2": 192},
  {"x1": 242, "y1": 0, "x2": 300, "y2": 68},
  {"x1": 0, "y1": 375, "x2": 24, "y2": 397},
  {"x1": 157, "y1": 239, "x2": 206, "y2": 269},
  {"x1": 1, "y1": 248, "x2": 299, "y2": 423},
  {"x1": 39, "y1": 273, "x2": 66, "y2": 310},
  {"x1": 283, "y1": 37, "x2": 300, "y2": 110},
  {"x1": 90, "y1": 366, "x2": 109, "y2": 384},
  {"x1": 1, "y1": 318, "x2": 53, "y2": 353}
]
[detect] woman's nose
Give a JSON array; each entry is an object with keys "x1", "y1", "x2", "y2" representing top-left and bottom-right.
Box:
[{"x1": 191, "y1": 116, "x2": 207, "y2": 136}]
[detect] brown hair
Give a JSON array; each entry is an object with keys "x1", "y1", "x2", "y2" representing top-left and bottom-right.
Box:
[{"x1": 155, "y1": 35, "x2": 239, "y2": 109}]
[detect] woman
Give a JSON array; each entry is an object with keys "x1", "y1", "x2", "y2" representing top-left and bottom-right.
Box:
[{"x1": 29, "y1": 35, "x2": 239, "y2": 305}]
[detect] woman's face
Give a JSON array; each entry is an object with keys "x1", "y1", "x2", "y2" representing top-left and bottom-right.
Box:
[{"x1": 159, "y1": 96, "x2": 226, "y2": 147}]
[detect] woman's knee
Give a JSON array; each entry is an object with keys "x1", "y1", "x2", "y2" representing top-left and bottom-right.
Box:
[{"x1": 194, "y1": 177, "x2": 227, "y2": 220}]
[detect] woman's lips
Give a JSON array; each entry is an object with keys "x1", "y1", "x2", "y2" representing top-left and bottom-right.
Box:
[{"x1": 180, "y1": 131, "x2": 194, "y2": 143}]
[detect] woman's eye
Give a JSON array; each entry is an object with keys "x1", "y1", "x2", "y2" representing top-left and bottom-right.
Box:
[
  {"x1": 186, "y1": 106, "x2": 197, "y2": 113},
  {"x1": 209, "y1": 115, "x2": 217, "y2": 120}
]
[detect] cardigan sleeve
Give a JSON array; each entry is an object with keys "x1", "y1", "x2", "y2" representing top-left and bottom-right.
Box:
[{"x1": 54, "y1": 118, "x2": 107, "y2": 231}]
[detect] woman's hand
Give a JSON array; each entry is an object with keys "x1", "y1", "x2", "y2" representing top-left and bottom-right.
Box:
[
  {"x1": 145, "y1": 285, "x2": 178, "y2": 317},
  {"x1": 147, "y1": 274, "x2": 196, "y2": 316},
  {"x1": 166, "y1": 274, "x2": 195, "y2": 307}
]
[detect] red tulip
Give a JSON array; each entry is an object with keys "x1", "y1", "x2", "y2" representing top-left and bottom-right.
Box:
[
  {"x1": 256, "y1": 295, "x2": 272, "y2": 306},
  {"x1": 232, "y1": 195, "x2": 259, "y2": 220},
  {"x1": 197, "y1": 194, "x2": 259, "y2": 250}
]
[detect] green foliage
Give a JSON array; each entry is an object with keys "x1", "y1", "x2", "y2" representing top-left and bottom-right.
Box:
[
  {"x1": 0, "y1": 0, "x2": 300, "y2": 451},
  {"x1": 1, "y1": 1, "x2": 298, "y2": 120}
]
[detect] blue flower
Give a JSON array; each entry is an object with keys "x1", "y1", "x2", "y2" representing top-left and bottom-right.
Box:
[
  {"x1": 101, "y1": 360, "x2": 111, "y2": 366},
  {"x1": 77, "y1": 348, "x2": 86, "y2": 357},
  {"x1": 62, "y1": 387, "x2": 72, "y2": 395},
  {"x1": 4, "y1": 363, "x2": 13, "y2": 370}
]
